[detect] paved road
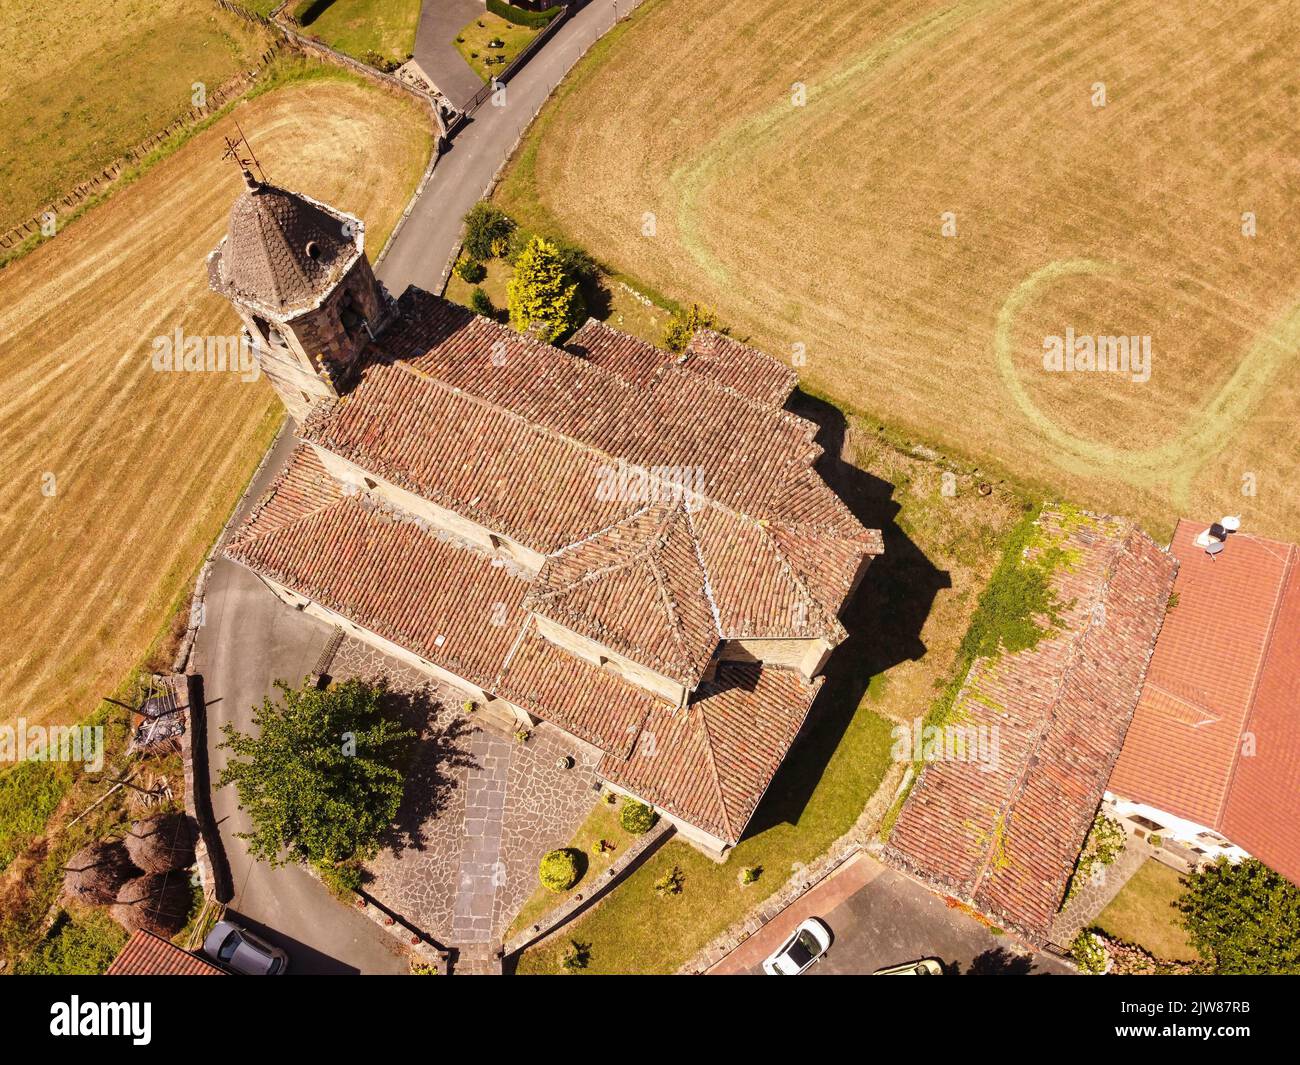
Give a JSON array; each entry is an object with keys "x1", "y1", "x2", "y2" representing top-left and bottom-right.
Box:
[
  {"x1": 380, "y1": 0, "x2": 630, "y2": 297},
  {"x1": 193, "y1": 0, "x2": 631, "y2": 974},
  {"x1": 713, "y1": 854, "x2": 1075, "y2": 976},
  {"x1": 194, "y1": 429, "x2": 408, "y2": 974},
  {"x1": 412, "y1": 0, "x2": 485, "y2": 111}
]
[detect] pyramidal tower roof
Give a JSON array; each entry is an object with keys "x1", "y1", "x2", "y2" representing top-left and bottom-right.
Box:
[{"x1": 207, "y1": 171, "x2": 364, "y2": 316}]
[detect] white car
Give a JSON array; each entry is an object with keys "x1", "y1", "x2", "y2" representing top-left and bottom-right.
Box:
[
  {"x1": 873, "y1": 958, "x2": 944, "y2": 975},
  {"x1": 762, "y1": 918, "x2": 832, "y2": 974}
]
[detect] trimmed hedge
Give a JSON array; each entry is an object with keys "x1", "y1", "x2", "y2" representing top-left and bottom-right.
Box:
[
  {"x1": 487, "y1": 0, "x2": 562, "y2": 28},
  {"x1": 539, "y1": 848, "x2": 581, "y2": 892}
]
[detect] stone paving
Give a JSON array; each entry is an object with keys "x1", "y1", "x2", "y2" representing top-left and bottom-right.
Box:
[
  {"x1": 329, "y1": 638, "x2": 600, "y2": 945},
  {"x1": 1051, "y1": 830, "x2": 1153, "y2": 944}
]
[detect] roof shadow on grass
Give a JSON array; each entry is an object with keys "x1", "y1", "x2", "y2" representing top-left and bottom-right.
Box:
[{"x1": 741, "y1": 390, "x2": 951, "y2": 842}]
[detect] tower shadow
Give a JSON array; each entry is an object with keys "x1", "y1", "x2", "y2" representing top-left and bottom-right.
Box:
[{"x1": 742, "y1": 391, "x2": 951, "y2": 839}]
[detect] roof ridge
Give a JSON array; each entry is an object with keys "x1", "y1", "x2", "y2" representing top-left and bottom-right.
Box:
[
  {"x1": 693, "y1": 699, "x2": 735, "y2": 843},
  {"x1": 225, "y1": 448, "x2": 339, "y2": 549}
]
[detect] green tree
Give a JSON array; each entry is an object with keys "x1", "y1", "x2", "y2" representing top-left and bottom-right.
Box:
[
  {"x1": 506, "y1": 235, "x2": 586, "y2": 342},
  {"x1": 218, "y1": 678, "x2": 416, "y2": 868},
  {"x1": 462, "y1": 201, "x2": 515, "y2": 261},
  {"x1": 1177, "y1": 858, "x2": 1300, "y2": 974},
  {"x1": 661, "y1": 303, "x2": 727, "y2": 354}
]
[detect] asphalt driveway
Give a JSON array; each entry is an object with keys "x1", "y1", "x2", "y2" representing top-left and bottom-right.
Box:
[
  {"x1": 413, "y1": 0, "x2": 486, "y2": 110},
  {"x1": 714, "y1": 854, "x2": 1074, "y2": 976}
]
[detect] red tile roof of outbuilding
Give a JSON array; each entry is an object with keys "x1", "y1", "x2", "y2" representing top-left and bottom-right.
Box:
[{"x1": 1109, "y1": 520, "x2": 1300, "y2": 885}]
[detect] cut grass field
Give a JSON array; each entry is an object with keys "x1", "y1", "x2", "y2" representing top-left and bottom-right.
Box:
[
  {"x1": 497, "y1": 0, "x2": 1300, "y2": 540},
  {"x1": 0, "y1": 0, "x2": 271, "y2": 232},
  {"x1": 1096, "y1": 859, "x2": 1200, "y2": 962},
  {"x1": 515, "y1": 430, "x2": 1025, "y2": 973},
  {"x1": 0, "y1": 67, "x2": 433, "y2": 734},
  {"x1": 294, "y1": 0, "x2": 421, "y2": 66},
  {"x1": 453, "y1": 13, "x2": 541, "y2": 83}
]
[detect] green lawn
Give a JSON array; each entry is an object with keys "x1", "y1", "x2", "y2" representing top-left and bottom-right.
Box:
[
  {"x1": 508, "y1": 799, "x2": 626, "y2": 939},
  {"x1": 453, "y1": 12, "x2": 540, "y2": 83},
  {"x1": 516, "y1": 707, "x2": 897, "y2": 974},
  {"x1": 294, "y1": 0, "x2": 421, "y2": 67},
  {"x1": 1096, "y1": 859, "x2": 1201, "y2": 962}
]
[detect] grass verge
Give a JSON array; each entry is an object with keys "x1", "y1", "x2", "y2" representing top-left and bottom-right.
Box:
[{"x1": 1095, "y1": 859, "x2": 1200, "y2": 962}]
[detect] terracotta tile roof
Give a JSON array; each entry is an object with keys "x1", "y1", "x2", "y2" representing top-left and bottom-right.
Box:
[
  {"x1": 680, "y1": 328, "x2": 798, "y2": 408},
  {"x1": 495, "y1": 621, "x2": 659, "y2": 758},
  {"x1": 567, "y1": 319, "x2": 676, "y2": 386},
  {"x1": 883, "y1": 510, "x2": 1176, "y2": 942},
  {"x1": 227, "y1": 447, "x2": 531, "y2": 692},
  {"x1": 300, "y1": 361, "x2": 637, "y2": 554},
  {"x1": 525, "y1": 502, "x2": 720, "y2": 687},
  {"x1": 599, "y1": 662, "x2": 823, "y2": 844},
  {"x1": 298, "y1": 297, "x2": 882, "y2": 660},
  {"x1": 225, "y1": 295, "x2": 881, "y2": 847},
  {"x1": 1109, "y1": 521, "x2": 1300, "y2": 885},
  {"x1": 370, "y1": 292, "x2": 823, "y2": 520},
  {"x1": 226, "y1": 451, "x2": 821, "y2": 845},
  {"x1": 107, "y1": 929, "x2": 225, "y2": 976}
]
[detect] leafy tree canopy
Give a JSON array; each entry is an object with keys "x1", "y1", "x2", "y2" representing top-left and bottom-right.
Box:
[
  {"x1": 218, "y1": 678, "x2": 416, "y2": 868},
  {"x1": 1178, "y1": 858, "x2": 1300, "y2": 974},
  {"x1": 661, "y1": 303, "x2": 727, "y2": 354},
  {"x1": 506, "y1": 235, "x2": 586, "y2": 342}
]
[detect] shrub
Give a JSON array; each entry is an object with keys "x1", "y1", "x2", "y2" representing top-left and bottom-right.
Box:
[
  {"x1": 1071, "y1": 930, "x2": 1109, "y2": 974},
  {"x1": 15, "y1": 909, "x2": 127, "y2": 976},
  {"x1": 620, "y1": 799, "x2": 656, "y2": 835},
  {"x1": 1064, "y1": 812, "x2": 1127, "y2": 902},
  {"x1": 316, "y1": 859, "x2": 364, "y2": 901},
  {"x1": 456, "y1": 257, "x2": 487, "y2": 284},
  {"x1": 655, "y1": 866, "x2": 685, "y2": 897},
  {"x1": 463, "y1": 202, "x2": 515, "y2": 261},
  {"x1": 740, "y1": 866, "x2": 761, "y2": 885},
  {"x1": 506, "y1": 235, "x2": 586, "y2": 342},
  {"x1": 486, "y1": 0, "x2": 562, "y2": 28},
  {"x1": 561, "y1": 939, "x2": 590, "y2": 971},
  {"x1": 470, "y1": 287, "x2": 494, "y2": 317},
  {"x1": 551, "y1": 240, "x2": 601, "y2": 287},
  {"x1": 539, "y1": 848, "x2": 581, "y2": 892},
  {"x1": 662, "y1": 303, "x2": 727, "y2": 353}
]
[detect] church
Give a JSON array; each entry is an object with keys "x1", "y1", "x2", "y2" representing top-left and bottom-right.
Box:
[{"x1": 208, "y1": 172, "x2": 883, "y2": 854}]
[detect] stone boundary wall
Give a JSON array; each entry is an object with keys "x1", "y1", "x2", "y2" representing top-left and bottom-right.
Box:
[
  {"x1": 0, "y1": 41, "x2": 283, "y2": 253},
  {"x1": 303, "y1": 864, "x2": 450, "y2": 972},
  {"x1": 503, "y1": 817, "x2": 673, "y2": 957}
]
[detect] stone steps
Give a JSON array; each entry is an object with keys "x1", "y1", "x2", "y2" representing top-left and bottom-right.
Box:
[{"x1": 453, "y1": 942, "x2": 503, "y2": 976}]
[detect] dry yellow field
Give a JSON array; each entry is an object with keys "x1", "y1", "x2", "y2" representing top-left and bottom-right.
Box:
[
  {"x1": 0, "y1": 0, "x2": 271, "y2": 231},
  {"x1": 500, "y1": 0, "x2": 1300, "y2": 538},
  {"x1": 0, "y1": 75, "x2": 432, "y2": 728}
]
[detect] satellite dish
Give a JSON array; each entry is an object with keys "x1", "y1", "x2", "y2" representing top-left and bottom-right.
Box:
[{"x1": 1220, "y1": 515, "x2": 1241, "y2": 532}]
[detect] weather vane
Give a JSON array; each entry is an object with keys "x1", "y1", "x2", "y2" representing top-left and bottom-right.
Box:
[{"x1": 221, "y1": 119, "x2": 267, "y2": 184}]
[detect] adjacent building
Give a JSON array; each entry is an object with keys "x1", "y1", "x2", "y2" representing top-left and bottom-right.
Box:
[
  {"x1": 1107, "y1": 520, "x2": 1300, "y2": 886},
  {"x1": 882, "y1": 509, "x2": 1177, "y2": 943},
  {"x1": 209, "y1": 175, "x2": 883, "y2": 854}
]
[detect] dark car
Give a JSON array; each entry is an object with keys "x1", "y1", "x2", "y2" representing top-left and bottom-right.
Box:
[{"x1": 203, "y1": 920, "x2": 289, "y2": 975}]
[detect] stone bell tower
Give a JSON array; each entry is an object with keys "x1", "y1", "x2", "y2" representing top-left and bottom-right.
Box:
[{"x1": 207, "y1": 171, "x2": 389, "y2": 422}]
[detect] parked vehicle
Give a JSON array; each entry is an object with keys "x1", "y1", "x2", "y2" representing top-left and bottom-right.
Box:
[
  {"x1": 202, "y1": 920, "x2": 289, "y2": 975},
  {"x1": 873, "y1": 958, "x2": 944, "y2": 975},
  {"x1": 762, "y1": 918, "x2": 832, "y2": 975}
]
